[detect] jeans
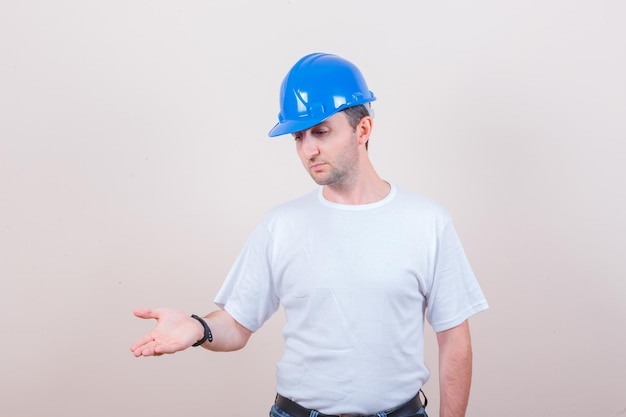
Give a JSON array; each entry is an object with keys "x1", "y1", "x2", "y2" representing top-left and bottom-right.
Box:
[{"x1": 269, "y1": 404, "x2": 428, "y2": 417}]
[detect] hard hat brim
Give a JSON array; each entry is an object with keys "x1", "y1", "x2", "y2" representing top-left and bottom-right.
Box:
[{"x1": 268, "y1": 115, "x2": 330, "y2": 137}]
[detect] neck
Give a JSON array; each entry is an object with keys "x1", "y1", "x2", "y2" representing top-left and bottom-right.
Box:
[{"x1": 322, "y1": 162, "x2": 390, "y2": 205}]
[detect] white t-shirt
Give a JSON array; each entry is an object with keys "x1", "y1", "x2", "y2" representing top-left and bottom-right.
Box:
[{"x1": 215, "y1": 185, "x2": 488, "y2": 415}]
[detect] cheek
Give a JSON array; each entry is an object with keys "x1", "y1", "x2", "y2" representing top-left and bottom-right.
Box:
[{"x1": 295, "y1": 143, "x2": 307, "y2": 164}]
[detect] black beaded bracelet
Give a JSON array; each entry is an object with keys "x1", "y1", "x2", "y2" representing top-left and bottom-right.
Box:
[{"x1": 191, "y1": 314, "x2": 213, "y2": 346}]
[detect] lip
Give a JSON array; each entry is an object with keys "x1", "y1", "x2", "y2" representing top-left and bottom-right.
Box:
[{"x1": 310, "y1": 162, "x2": 326, "y2": 172}]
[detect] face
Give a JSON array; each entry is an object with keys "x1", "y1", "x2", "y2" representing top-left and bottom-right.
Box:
[{"x1": 292, "y1": 112, "x2": 363, "y2": 188}]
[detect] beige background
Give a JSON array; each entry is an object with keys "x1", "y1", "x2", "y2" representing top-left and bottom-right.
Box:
[{"x1": 1, "y1": 1, "x2": 625, "y2": 416}]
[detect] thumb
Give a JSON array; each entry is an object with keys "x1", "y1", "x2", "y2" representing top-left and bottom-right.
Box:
[{"x1": 133, "y1": 307, "x2": 157, "y2": 319}]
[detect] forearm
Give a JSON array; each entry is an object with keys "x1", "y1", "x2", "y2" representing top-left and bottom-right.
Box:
[
  {"x1": 198, "y1": 309, "x2": 253, "y2": 352},
  {"x1": 437, "y1": 320, "x2": 472, "y2": 417}
]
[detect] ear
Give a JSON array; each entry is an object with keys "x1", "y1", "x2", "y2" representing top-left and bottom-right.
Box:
[{"x1": 356, "y1": 116, "x2": 373, "y2": 146}]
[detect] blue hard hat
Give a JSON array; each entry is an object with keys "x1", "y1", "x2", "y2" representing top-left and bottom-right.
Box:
[{"x1": 268, "y1": 53, "x2": 376, "y2": 137}]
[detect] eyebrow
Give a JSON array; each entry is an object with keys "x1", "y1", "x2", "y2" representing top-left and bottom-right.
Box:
[{"x1": 292, "y1": 122, "x2": 331, "y2": 137}]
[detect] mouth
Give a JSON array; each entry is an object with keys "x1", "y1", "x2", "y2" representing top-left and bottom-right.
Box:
[{"x1": 310, "y1": 162, "x2": 326, "y2": 172}]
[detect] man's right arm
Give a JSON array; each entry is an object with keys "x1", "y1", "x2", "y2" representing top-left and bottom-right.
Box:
[
  {"x1": 199, "y1": 309, "x2": 252, "y2": 352},
  {"x1": 130, "y1": 307, "x2": 252, "y2": 357}
]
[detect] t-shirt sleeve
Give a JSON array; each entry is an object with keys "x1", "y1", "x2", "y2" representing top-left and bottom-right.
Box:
[
  {"x1": 214, "y1": 221, "x2": 279, "y2": 332},
  {"x1": 425, "y1": 217, "x2": 489, "y2": 332}
]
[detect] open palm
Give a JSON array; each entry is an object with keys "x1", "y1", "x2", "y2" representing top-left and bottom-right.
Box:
[{"x1": 130, "y1": 307, "x2": 202, "y2": 357}]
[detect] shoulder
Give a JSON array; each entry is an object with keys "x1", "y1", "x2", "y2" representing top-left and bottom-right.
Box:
[
  {"x1": 260, "y1": 188, "x2": 319, "y2": 225},
  {"x1": 392, "y1": 185, "x2": 452, "y2": 222},
  {"x1": 272, "y1": 188, "x2": 318, "y2": 212}
]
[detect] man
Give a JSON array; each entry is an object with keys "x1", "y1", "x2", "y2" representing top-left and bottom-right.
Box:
[{"x1": 131, "y1": 53, "x2": 488, "y2": 417}]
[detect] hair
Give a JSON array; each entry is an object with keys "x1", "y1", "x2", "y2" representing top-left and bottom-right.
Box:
[{"x1": 342, "y1": 104, "x2": 372, "y2": 150}]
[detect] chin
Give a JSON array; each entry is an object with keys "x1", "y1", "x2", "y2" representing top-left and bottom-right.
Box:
[{"x1": 310, "y1": 175, "x2": 328, "y2": 186}]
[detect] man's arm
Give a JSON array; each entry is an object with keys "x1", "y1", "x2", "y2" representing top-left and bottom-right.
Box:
[
  {"x1": 199, "y1": 309, "x2": 253, "y2": 351},
  {"x1": 436, "y1": 320, "x2": 472, "y2": 417},
  {"x1": 130, "y1": 307, "x2": 252, "y2": 357}
]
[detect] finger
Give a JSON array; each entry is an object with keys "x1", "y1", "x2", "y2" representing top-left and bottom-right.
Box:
[
  {"x1": 134, "y1": 340, "x2": 177, "y2": 357},
  {"x1": 130, "y1": 334, "x2": 154, "y2": 352},
  {"x1": 132, "y1": 340, "x2": 158, "y2": 357}
]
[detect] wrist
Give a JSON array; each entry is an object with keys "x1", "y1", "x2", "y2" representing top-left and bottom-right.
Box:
[{"x1": 191, "y1": 314, "x2": 213, "y2": 346}]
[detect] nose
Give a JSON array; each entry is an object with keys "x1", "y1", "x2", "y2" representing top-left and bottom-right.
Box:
[{"x1": 298, "y1": 133, "x2": 320, "y2": 159}]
